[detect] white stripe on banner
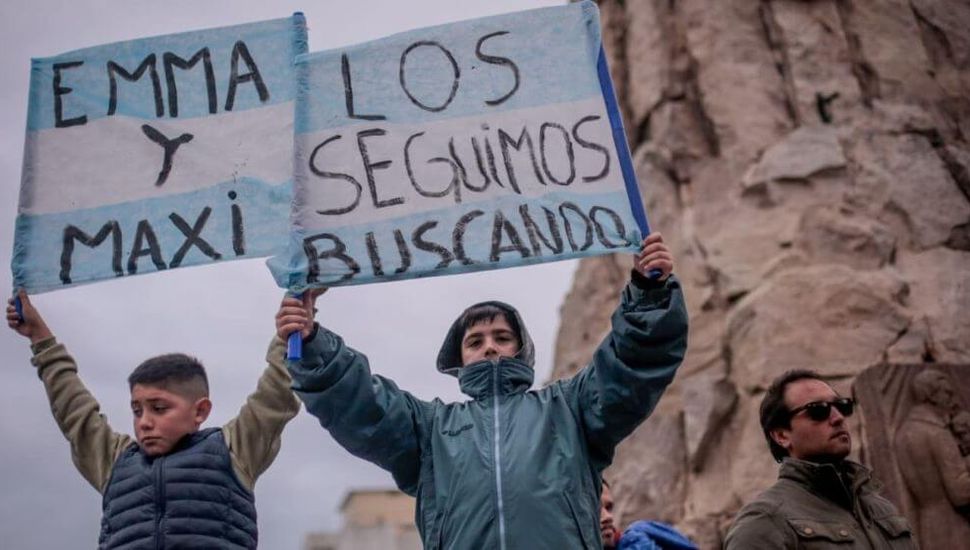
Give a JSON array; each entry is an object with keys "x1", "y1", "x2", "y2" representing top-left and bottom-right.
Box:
[
  {"x1": 292, "y1": 97, "x2": 618, "y2": 228},
  {"x1": 21, "y1": 102, "x2": 294, "y2": 215}
]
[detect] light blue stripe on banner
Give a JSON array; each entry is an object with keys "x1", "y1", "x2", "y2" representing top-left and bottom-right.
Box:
[
  {"x1": 295, "y1": 1, "x2": 603, "y2": 134},
  {"x1": 267, "y1": 189, "x2": 640, "y2": 291},
  {"x1": 27, "y1": 15, "x2": 306, "y2": 131},
  {"x1": 12, "y1": 178, "x2": 291, "y2": 293}
]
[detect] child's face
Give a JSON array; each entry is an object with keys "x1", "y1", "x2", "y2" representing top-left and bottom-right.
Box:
[
  {"x1": 130, "y1": 384, "x2": 210, "y2": 456},
  {"x1": 460, "y1": 315, "x2": 520, "y2": 366}
]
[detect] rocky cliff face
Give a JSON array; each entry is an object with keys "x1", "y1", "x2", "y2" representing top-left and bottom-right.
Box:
[{"x1": 550, "y1": 1, "x2": 970, "y2": 547}]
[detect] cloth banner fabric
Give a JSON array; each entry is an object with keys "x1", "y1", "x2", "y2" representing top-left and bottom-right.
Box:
[
  {"x1": 269, "y1": 1, "x2": 649, "y2": 291},
  {"x1": 13, "y1": 15, "x2": 308, "y2": 293}
]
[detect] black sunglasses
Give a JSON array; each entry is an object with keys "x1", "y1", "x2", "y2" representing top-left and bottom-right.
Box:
[{"x1": 788, "y1": 397, "x2": 854, "y2": 422}]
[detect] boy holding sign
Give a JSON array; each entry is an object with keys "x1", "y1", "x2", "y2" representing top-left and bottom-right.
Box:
[
  {"x1": 6, "y1": 291, "x2": 299, "y2": 549},
  {"x1": 276, "y1": 232, "x2": 687, "y2": 549}
]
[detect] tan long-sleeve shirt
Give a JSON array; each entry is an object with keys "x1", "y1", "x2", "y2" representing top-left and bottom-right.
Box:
[{"x1": 31, "y1": 336, "x2": 300, "y2": 493}]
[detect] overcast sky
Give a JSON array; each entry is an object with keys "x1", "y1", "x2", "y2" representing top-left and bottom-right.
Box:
[{"x1": 0, "y1": 1, "x2": 574, "y2": 548}]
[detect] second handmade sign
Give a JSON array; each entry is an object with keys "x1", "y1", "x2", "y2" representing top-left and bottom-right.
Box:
[{"x1": 270, "y1": 1, "x2": 649, "y2": 290}]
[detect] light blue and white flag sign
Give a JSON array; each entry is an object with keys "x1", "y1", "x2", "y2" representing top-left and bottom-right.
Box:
[
  {"x1": 269, "y1": 1, "x2": 650, "y2": 291},
  {"x1": 13, "y1": 15, "x2": 308, "y2": 293}
]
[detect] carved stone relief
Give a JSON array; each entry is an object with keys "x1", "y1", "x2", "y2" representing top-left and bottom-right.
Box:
[{"x1": 854, "y1": 364, "x2": 970, "y2": 550}]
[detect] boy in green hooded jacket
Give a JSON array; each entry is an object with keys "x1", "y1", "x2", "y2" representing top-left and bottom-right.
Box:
[{"x1": 278, "y1": 232, "x2": 687, "y2": 549}]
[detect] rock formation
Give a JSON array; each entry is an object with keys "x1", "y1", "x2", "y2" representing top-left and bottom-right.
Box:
[{"x1": 550, "y1": 1, "x2": 970, "y2": 547}]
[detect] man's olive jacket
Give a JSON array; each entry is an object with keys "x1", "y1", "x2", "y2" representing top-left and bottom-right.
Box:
[{"x1": 724, "y1": 458, "x2": 917, "y2": 549}]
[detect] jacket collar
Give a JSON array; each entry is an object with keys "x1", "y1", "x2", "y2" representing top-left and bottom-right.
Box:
[
  {"x1": 458, "y1": 357, "x2": 534, "y2": 400},
  {"x1": 779, "y1": 457, "x2": 872, "y2": 509}
]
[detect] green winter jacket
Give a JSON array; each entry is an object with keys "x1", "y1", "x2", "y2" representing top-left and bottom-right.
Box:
[
  {"x1": 724, "y1": 458, "x2": 917, "y2": 550},
  {"x1": 288, "y1": 274, "x2": 688, "y2": 550}
]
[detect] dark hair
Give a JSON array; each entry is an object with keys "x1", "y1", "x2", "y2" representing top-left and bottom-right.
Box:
[
  {"x1": 760, "y1": 369, "x2": 825, "y2": 462},
  {"x1": 128, "y1": 353, "x2": 209, "y2": 399},
  {"x1": 456, "y1": 303, "x2": 521, "y2": 344}
]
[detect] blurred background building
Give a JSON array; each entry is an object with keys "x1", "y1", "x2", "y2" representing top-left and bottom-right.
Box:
[{"x1": 304, "y1": 489, "x2": 421, "y2": 550}]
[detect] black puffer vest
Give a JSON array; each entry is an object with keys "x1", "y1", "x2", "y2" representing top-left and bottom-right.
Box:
[{"x1": 98, "y1": 427, "x2": 257, "y2": 549}]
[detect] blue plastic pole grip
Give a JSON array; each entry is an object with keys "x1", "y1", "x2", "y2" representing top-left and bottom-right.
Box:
[
  {"x1": 286, "y1": 292, "x2": 303, "y2": 361},
  {"x1": 13, "y1": 294, "x2": 24, "y2": 324},
  {"x1": 287, "y1": 331, "x2": 302, "y2": 361}
]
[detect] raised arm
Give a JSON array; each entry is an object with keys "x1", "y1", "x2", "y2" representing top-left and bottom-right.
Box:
[
  {"x1": 6, "y1": 291, "x2": 132, "y2": 493},
  {"x1": 276, "y1": 291, "x2": 428, "y2": 494},
  {"x1": 221, "y1": 333, "x2": 301, "y2": 492},
  {"x1": 565, "y1": 234, "x2": 688, "y2": 466}
]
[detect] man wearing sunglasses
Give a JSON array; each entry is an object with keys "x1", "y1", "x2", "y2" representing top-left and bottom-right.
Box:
[{"x1": 724, "y1": 369, "x2": 917, "y2": 549}]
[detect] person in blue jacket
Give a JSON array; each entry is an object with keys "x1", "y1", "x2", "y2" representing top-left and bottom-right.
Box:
[{"x1": 277, "y1": 232, "x2": 688, "y2": 549}]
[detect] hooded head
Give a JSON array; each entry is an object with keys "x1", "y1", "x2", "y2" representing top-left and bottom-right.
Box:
[{"x1": 436, "y1": 300, "x2": 536, "y2": 376}]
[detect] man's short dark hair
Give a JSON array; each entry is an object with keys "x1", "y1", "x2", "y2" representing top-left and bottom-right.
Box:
[
  {"x1": 760, "y1": 369, "x2": 825, "y2": 462},
  {"x1": 456, "y1": 302, "x2": 521, "y2": 343},
  {"x1": 128, "y1": 353, "x2": 209, "y2": 400}
]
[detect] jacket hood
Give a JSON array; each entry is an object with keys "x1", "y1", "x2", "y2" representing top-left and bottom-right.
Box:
[{"x1": 436, "y1": 300, "x2": 536, "y2": 376}]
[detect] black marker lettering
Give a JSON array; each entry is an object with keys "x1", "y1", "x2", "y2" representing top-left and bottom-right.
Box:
[
  {"x1": 229, "y1": 190, "x2": 245, "y2": 255},
  {"x1": 342, "y1": 53, "x2": 386, "y2": 121},
  {"x1": 60, "y1": 221, "x2": 122, "y2": 284},
  {"x1": 475, "y1": 31, "x2": 520, "y2": 106},
  {"x1": 365, "y1": 231, "x2": 384, "y2": 277},
  {"x1": 141, "y1": 124, "x2": 193, "y2": 186},
  {"x1": 392, "y1": 229, "x2": 411, "y2": 275},
  {"x1": 404, "y1": 132, "x2": 461, "y2": 203},
  {"x1": 364, "y1": 229, "x2": 412, "y2": 277},
  {"x1": 498, "y1": 127, "x2": 544, "y2": 193},
  {"x1": 483, "y1": 128, "x2": 507, "y2": 189},
  {"x1": 450, "y1": 137, "x2": 492, "y2": 192},
  {"x1": 453, "y1": 209, "x2": 485, "y2": 265},
  {"x1": 169, "y1": 207, "x2": 220, "y2": 267},
  {"x1": 399, "y1": 41, "x2": 460, "y2": 113},
  {"x1": 489, "y1": 210, "x2": 530, "y2": 261},
  {"x1": 540, "y1": 122, "x2": 576, "y2": 185},
  {"x1": 309, "y1": 134, "x2": 362, "y2": 215},
  {"x1": 357, "y1": 128, "x2": 404, "y2": 209},
  {"x1": 559, "y1": 201, "x2": 593, "y2": 251},
  {"x1": 127, "y1": 220, "x2": 167, "y2": 274},
  {"x1": 519, "y1": 204, "x2": 563, "y2": 256},
  {"x1": 590, "y1": 206, "x2": 631, "y2": 248},
  {"x1": 447, "y1": 139, "x2": 475, "y2": 196},
  {"x1": 52, "y1": 61, "x2": 87, "y2": 128},
  {"x1": 413, "y1": 220, "x2": 454, "y2": 269},
  {"x1": 572, "y1": 115, "x2": 610, "y2": 182},
  {"x1": 108, "y1": 55, "x2": 163, "y2": 117},
  {"x1": 304, "y1": 233, "x2": 359, "y2": 284},
  {"x1": 225, "y1": 40, "x2": 268, "y2": 111},
  {"x1": 163, "y1": 49, "x2": 217, "y2": 117}
]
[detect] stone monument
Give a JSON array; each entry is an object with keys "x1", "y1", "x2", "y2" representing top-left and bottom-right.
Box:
[{"x1": 550, "y1": 1, "x2": 970, "y2": 547}]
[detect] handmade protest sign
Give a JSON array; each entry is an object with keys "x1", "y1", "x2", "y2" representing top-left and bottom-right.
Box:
[
  {"x1": 12, "y1": 15, "x2": 307, "y2": 293},
  {"x1": 269, "y1": 1, "x2": 650, "y2": 291}
]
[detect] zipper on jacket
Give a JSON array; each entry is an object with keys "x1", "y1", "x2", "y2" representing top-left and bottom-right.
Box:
[
  {"x1": 155, "y1": 456, "x2": 166, "y2": 550},
  {"x1": 492, "y1": 364, "x2": 507, "y2": 550}
]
